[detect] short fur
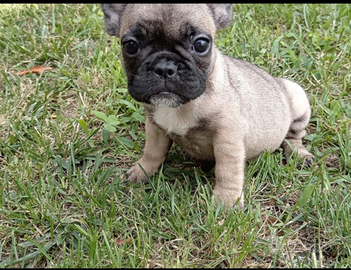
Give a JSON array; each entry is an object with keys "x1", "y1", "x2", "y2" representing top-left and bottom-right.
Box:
[{"x1": 101, "y1": 4, "x2": 314, "y2": 208}]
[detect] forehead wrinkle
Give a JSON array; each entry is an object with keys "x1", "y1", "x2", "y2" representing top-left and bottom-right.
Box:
[{"x1": 122, "y1": 4, "x2": 216, "y2": 40}]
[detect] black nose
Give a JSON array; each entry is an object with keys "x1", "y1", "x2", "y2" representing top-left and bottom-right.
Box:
[{"x1": 153, "y1": 59, "x2": 177, "y2": 79}]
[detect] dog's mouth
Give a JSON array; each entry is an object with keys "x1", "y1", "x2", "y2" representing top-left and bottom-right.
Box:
[
  {"x1": 149, "y1": 91, "x2": 183, "y2": 108},
  {"x1": 153, "y1": 91, "x2": 175, "y2": 98}
]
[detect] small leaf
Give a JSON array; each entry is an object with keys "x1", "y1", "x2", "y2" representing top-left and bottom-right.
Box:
[
  {"x1": 107, "y1": 115, "x2": 120, "y2": 126},
  {"x1": 17, "y1": 65, "x2": 53, "y2": 75},
  {"x1": 270, "y1": 36, "x2": 284, "y2": 56},
  {"x1": 73, "y1": 224, "x2": 91, "y2": 240},
  {"x1": 116, "y1": 99, "x2": 138, "y2": 112},
  {"x1": 103, "y1": 123, "x2": 116, "y2": 133},
  {"x1": 77, "y1": 119, "x2": 89, "y2": 136},
  {"x1": 131, "y1": 112, "x2": 145, "y2": 123},
  {"x1": 293, "y1": 184, "x2": 315, "y2": 210},
  {"x1": 116, "y1": 238, "x2": 131, "y2": 246},
  {"x1": 117, "y1": 136, "x2": 134, "y2": 149},
  {"x1": 92, "y1": 110, "x2": 108, "y2": 122},
  {"x1": 102, "y1": 128, "x2": 110, "y2": 144}
]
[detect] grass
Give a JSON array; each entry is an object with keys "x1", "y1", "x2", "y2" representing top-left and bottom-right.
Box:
[{"x1": 0, "y1": 3, "x2": 350, "y2": 268}]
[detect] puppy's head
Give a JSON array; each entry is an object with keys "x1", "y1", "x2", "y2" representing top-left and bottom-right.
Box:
[{"x1": 101, "y1": 4, "x2": 233, "y2": 107}]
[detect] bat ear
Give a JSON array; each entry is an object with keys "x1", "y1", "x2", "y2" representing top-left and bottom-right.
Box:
[
  {"x1": 101, "y1": 4, "x2": 127, "y2": 37},
  {"x1": 206, "y1": 4, "x2": 233, "y2": 30}
]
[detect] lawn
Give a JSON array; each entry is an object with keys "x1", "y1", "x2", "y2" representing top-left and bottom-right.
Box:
[{"x1": 0, "y1": 3, "x2": 350, "y2": 268}]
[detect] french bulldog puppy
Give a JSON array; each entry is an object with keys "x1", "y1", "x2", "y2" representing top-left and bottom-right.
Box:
[{"x1": 101, "y1": 4, "x2": 314, "y2": 209}]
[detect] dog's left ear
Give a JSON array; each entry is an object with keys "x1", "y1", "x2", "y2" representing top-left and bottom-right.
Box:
[
  {"x1": 207, "y1": 4, "x2": 233, "y2": 30},
  {"x1": 101, "y1": 3, "x2": 127, "y2": 37}
]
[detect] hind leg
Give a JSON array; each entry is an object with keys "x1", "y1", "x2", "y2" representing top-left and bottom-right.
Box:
[
  {"x1": 278, "y1": 79, "x2": 314, "y2": 167},
  {"x1": 281, "y1": 127, "x2": 315, "y2": 167}
]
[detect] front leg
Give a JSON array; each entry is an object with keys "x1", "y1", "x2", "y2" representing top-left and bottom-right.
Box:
[
  {"x1": 126, "y1": 116, "x2": 172, "y2": 183},
  {"x1": 212, "y1": 133, "x2": 246, "y2": 209}
]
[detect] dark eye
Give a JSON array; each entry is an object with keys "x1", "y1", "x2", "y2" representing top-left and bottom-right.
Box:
[
  {"x1": 123, "y1": 40, "x2": 139, "y2": 55},
  {"x1": 193, "y1": 38, "x2": 210, "y2": 54}
]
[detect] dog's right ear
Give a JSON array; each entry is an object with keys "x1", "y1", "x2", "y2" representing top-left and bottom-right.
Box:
[
  {"x1": 206, "y1": 4, "x2": 233, "y2": 30},
  {"x1": 101, "y1": 4, "x2": 127, "y2": 37}
]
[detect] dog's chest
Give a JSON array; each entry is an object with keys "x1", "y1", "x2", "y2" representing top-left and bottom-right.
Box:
[
  {"x1": 151, "y1": 105, "x2": 215, "y2": 159},
  {"x1": 152, "y1": 105, "x2": 199, "y2": 136}
]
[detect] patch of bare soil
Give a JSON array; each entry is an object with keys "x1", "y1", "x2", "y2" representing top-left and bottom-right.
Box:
[{"x1": 325, "y1": 153, "x2": 339, "y2": 168}]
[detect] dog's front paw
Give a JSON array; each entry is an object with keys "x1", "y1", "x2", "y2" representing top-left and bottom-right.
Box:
[
  {"x1": 213, "y1": 186, "x2": 244, "y2": 210},
  {"x1": 125, "y1": 163, "x2": 151, "y2": 184},
  {"x1": 303, "y1": 154, "x2": 315, "y2": 168}
]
